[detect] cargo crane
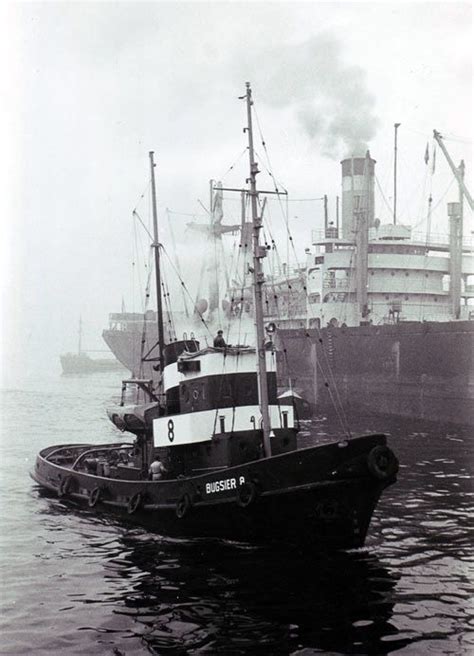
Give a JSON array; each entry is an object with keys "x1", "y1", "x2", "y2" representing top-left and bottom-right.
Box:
[
  {"x1": 433, "y1": 130, "x2": 473, "y2": 210},
  {"x1": 433, "y1": 130, "x2": 472, "y2": 319}
]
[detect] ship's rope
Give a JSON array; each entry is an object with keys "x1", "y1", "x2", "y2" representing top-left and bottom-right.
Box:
[
  {"x1": 227, "y1": 234, "x2": 246, "y2": 345},
  {"x1": 277, "y1": 276, "x2": 352, "y2": 436},
  {"x1": 219, "y1": 147, "x2": 249, "y2": 180},
  {"x1": 161, "y1": 262, "x2": 177, "y2": 342},
  {"x1": 137, "y1": 259, "x2": 154, "y2": 379},
  {"x1": 166, "y1": 209, "x2": 190, "y2": 318},
  {"x1": 374, "y1": 174, "x2": 394, "y2": 218},
  {"x1": 414, "y1": 174, "x2": 457, "y2": 319},
  {"x1": 131, "y1": 192, "x2": 156, "y2": 381},
  {"x1": 279, "y1": 334, "x2": 352, "y2": 438},
  {"x1": 251, "y1": 101, "x2": 352, "y2": 434},
  {"x1": 160, "y1": 245, "x2": 214, "y2": 339},
  {"x1": 131, "y1": 218, "x2": 144, "y2": 313},
  {"x1": 212, "y1": 229, "x2": 222, "y2": 327},
  {"x1": 259, "y1": 204, "x2": 352, "y2": 436}
]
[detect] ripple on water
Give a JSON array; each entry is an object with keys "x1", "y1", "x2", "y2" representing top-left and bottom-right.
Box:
[{"x1": 1, "y1": 384, "x2": 473, "y2": 655}]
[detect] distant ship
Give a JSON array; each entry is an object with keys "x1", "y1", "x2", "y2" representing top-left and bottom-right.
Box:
[
  {"x1": 102, "y1": 133, "x2": 474, "y2": 426},
  {"x1": 60, "y1": 351, "x2": 126, "y2": 375},
  {"x1": 61, "y1": 318, "x2": 126, "y2": 375}
]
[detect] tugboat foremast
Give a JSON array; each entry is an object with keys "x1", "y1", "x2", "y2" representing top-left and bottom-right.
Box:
[
  {"x1": 149, "y1": 150, "x2": 166, "y2": 377},
  {"x1": 244, "y1": 82, "x2": 272, "y2": 458}
]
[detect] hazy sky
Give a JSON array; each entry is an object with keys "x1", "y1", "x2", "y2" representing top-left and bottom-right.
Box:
[{"x1": 1, "y1": 1, "x2": 472, "y2": 384}]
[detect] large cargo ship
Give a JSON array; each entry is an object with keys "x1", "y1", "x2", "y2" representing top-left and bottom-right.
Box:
[
  {"x1": 103, "y1": 140, "x2": 474, "y2": 425},
  {"x1": 272, "y1": 149, "x2": 474, "y2": 427}
]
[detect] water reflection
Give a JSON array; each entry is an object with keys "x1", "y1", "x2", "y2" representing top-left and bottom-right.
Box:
[
  {"x1": 115, "y1": 533, "x2": 400, "y2": 655},
  {"x1": 34, "y1": 490, "x2": 400, "y2": 655},
  {"x1": 16, "y1": 406, "x2": 474, "y2": 655}
]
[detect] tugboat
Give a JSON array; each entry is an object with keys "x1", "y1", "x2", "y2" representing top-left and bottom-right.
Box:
[{"x1": 31, "y1": 84, "x2": 398, "y2": 549}]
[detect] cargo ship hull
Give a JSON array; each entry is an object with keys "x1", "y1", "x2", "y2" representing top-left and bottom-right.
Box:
[
  {"x1": 103, "y1": 320, "x2": 474, "y2": 425},
  {"x1": 276, "y1": 320, "x2": 474, "y2": 426}
]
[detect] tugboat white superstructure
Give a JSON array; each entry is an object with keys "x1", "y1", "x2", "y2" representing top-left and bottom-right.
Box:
[{"x1": 32, "y1": 84, "x2": 398, "y2": 549}]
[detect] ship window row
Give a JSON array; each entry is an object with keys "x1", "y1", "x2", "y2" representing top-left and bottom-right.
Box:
[
  {"x1": 383, "y1": 294, "x2": 441, "y2": 302},
  {"x1": 369, "y1": 270, "x2": 432, "y2": 277},
  {"x1": 368, "y1": 245, "x2": 426, "y2": 255}
]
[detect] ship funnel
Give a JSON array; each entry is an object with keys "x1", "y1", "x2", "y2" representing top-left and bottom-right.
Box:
[{"x1": 340, "y1": 154, "x2": 376, "y2": 240}]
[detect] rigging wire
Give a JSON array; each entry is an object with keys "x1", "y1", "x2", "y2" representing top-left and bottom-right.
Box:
[
  {"x1": 251, "y1": 99, "x2": 353, "y2": 435},
  {"x1": 374, "y1": 174, "x2": 393, "y2": 217},
  {"x1": 219, "y1": 147, "x2": 249, "y2": 180},
  {"x1": 160, "y1": 244, "x2": 214, "y2": 339}
]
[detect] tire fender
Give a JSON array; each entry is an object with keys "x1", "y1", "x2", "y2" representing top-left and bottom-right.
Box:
[
  {"x1": 237, "y1": 481, "x2": 258, "y2": 508},
  {"x1": 367, "y1": 445, "x2": 399, "y2": 481},
  {"x1": 58, "y1": 476, "x2": 73, "y2": 498},
  {"x1": 88, "y1": 487, "x2": 101, "y2": 508},
  {"x1": 127, "y1": 493, "x2": 142, "y2": 514},
  {"x1": 176, "y1": 494, "x2": 191, "y2": 519}
]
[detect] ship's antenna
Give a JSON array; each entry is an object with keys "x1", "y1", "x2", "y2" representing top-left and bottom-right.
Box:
[
  {"x1": 149, "y1": 151, "x2": 165, "y2": 376},
  {"x1": 244, "y1": 82, "x2": 272, "y2": 458},
  {"x1": 393, "y1": 122, "x2": 401, "y2": 225}
]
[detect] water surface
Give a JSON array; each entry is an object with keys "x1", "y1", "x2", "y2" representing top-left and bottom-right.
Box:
[{"x1": 1, "y1": 373, "x2": 472, "y2": 654}]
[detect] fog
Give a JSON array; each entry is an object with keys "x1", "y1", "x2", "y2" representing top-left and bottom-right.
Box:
[{"x1": 1, "y1": 2, "x2": 472, "y2": 386}]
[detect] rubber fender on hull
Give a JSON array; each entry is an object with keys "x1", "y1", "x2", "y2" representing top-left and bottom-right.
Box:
[
  {"x1": 176, "y1": 494, "x2": 191, "y2": 519},
  {"x1": 367, "y1": 445, "x2": 399, "y2": 481},
  {"x1": 127, "y1": 493, "x2": 142, "y2": 514},
  {"x1": 237, "y1": 481, "x2": 258, "y2": 508},
  {"x1": 88, "y1": 487, "x2": 101, "y2": 508},
  {"x1": 58, "y1": 476, "x2": 74, "y2": 498}
]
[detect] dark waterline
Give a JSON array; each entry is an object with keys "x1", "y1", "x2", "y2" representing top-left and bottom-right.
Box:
[{"x1": 1, "y1": 373, "x2": 473, "y2": 655}]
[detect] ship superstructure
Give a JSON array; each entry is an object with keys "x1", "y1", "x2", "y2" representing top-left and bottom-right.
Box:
[
  {"x1": 102, "y1": 134, "x2": 474, "y2": 425},
  {"x1": 302, "y1": 153, "x2": 474, "y2": 329}
]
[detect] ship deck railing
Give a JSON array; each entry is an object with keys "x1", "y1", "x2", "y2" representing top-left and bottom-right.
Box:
[{"x1": 311, "y1": 229, "x2": 474, "y2": 251}]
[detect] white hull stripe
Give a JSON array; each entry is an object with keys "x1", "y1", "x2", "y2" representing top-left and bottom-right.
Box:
[{"x1": 153, "y1": 404, "x2": 294, "y2": 447}]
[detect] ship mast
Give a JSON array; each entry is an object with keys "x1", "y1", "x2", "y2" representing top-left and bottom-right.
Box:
[
  {"x1": 149, "y1": 151, "x2": 165, "y2": 376},
  {"x1": 77, "y1": 316, "x2": 82, "y2": 355},
  {"x1": 393, "y1": 123, "x2": 401, "y2": 225},
  {"x1": 244, "y1": 82, "x2": 272, "y2": 458}
]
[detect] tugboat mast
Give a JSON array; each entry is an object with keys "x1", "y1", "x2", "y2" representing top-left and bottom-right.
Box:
[
  {"x1": 244, "y1": 82, "x2": 272, "y2": 458},
  {"x1": 149, "y1": 151, "x2": 165, "y2": 376}
]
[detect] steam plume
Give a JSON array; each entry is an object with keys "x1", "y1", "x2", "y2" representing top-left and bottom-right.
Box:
[{"x1": 239, "y1": 32, "x2": 379, "y2": 157}]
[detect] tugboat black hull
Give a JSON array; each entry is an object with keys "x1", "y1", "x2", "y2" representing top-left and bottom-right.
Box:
[{"x1": 32, "y1": 434, "x2": 397, "y2": 550}]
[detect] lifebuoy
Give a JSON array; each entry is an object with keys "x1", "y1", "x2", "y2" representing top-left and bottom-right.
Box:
[
  {"x1": 127, "y1": 493, "x2": 142, "y2": 514},
  {"x1": 367, "y1": 445, "x2": 399, "y2": 481},
  {"x1": 88, "y1": 487, "x2": 101, "y2": 508},
  {"x1": 176, "y1": 494, "x2": 191, "y2": 519},
  {"x1": 237, "y1": 481, "x2": 257, "y2": 508},
  {"x1": 58, "y1": 476, "x2": 73, "y2": 498}
]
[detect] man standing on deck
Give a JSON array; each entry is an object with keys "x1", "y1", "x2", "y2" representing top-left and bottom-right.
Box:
[
  {"x1": 213, "y1": 330, "x2": 226, "y2": 348},
  {"x1": 149, "y1": 457, "x2": 167, "y2": 481}
]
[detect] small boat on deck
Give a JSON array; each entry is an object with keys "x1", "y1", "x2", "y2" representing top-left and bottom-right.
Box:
[{"x1": 32, "y1": 83, "x2": 398, "y2": 549}]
